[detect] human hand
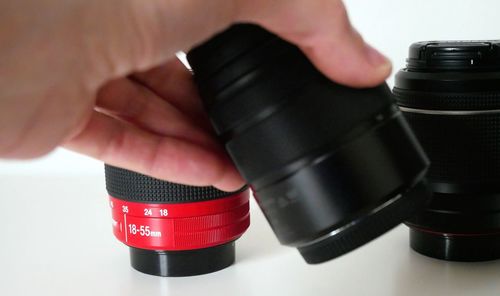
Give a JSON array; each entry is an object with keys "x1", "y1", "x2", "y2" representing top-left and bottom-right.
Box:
[{"x1": 0, "y1": 0, "x2": 391, "y2": 191}]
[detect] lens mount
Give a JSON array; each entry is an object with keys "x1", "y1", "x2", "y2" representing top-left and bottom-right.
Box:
[
  {"x1": 409, "y1": 228, "x2": 500, "y2": 262},
  {"x1": 129, "y1": 242, "x2": 236, "y2": 277}
]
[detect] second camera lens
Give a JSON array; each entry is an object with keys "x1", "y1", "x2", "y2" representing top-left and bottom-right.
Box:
[{"x1": 394, "y1": 40, "x2": 500, "y2": 261}]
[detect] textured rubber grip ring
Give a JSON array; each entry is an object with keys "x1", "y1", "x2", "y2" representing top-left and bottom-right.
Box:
[{"x1": 105, "y1": 165, "x2": 247, "y2": 203}]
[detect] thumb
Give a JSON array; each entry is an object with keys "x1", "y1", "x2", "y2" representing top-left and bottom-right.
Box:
[{"x1": 235, "y1": 0, "x2": 392, "y2": 87}]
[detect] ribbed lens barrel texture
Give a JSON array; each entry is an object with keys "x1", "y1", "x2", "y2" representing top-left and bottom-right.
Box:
[
  {"x1": 394, "y1": 40, "x2": 500, "y2": 262},
  {"x1": 187, "y1": 24, "x2": 430, "y2": 264}
]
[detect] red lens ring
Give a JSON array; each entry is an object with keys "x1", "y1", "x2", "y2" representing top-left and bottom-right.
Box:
[{"x1": 110, "y1": 190, "x2": 250, "y2": 251}]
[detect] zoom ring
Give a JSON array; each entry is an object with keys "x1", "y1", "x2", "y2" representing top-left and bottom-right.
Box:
[
  {"x1": 394, "y1": 89, "x2": 500, "y2": 110},
  {"x1": 394, "y1": 87, "x2": 500, "y2": 185}
]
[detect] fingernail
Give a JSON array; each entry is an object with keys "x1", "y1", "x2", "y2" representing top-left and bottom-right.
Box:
[{"x1": 365, "y1": 43, "x2": 391, "y2": 68}]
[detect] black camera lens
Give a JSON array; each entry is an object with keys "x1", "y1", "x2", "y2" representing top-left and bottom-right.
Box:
[
  {"x1": 104, "y1": 165, "x2": 250, "y2": 276},
  {"x1": 394, "y1": 40, "x2": 500, "y2": 261},
  {"x1": 186, "y1": 24, "x2": 430, "y2": 264}
]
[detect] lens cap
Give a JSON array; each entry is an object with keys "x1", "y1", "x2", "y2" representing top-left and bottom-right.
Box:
[{"x1": 407, "y1": 40, "x2": 500, "y2": 71}]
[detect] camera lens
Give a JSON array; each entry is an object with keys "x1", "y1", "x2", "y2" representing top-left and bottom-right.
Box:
[
  {"x1": 394, "y1": 40, "x2": 500, "y2": 261},
  {"x1": 186, "y1": 24, "x2": 430, "y2": 264},
  {"x1": 104, "y1": 165, "x2": 250, "y2": 276}
]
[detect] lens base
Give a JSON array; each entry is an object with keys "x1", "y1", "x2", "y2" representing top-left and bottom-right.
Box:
[
  {"x1": 129, "y1": 242, "x2": 235, "y2": 277},
  {"x1": 409, "y1": 228, "x2": 500, "y2": 262},
  {"x1": 297, "y1": 180, "x2": 431, "y2": 264}
]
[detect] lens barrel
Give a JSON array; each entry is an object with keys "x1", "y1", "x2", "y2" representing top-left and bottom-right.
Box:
[
  {"x1": 187, "y1": 24, "x2": 430, "y2": 264},
  {"x1": 104, "y1": 165, "x2": 250, "y2": 276},
  {"x1": 394, "y1": 40, "x2": 500, "y2": 261}
]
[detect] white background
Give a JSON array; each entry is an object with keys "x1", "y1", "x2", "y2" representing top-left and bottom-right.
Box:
[
  {"x1": 1, "y1": 1, "x2": 500, "y2": 296},
  {"x1": 0, "y1": 0, "x2": 499, "y2": 175}
]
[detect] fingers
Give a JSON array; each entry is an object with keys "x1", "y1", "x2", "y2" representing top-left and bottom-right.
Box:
[
  {"x1": 61, "y1": 0, "x2": 389, "y2": 193},
  {"x1": 95, "y1": 75, "x2": 216, "y2": 150},
  {"x1": 63, "y1": 111, "x2": 245, "y2": 191},
  {"x1": 235, "y1": 0, "x2": 392, "y2": 87},
  {"x1": 131, "y1": 58, "x2": 211, "y2": 130},
  {"x1": 93, "y1": 75, "x2": 245, "y2": 191},
  {"x1": 98, "y1": 0, "x2": 389, "y2": 89},
  {"x1": 0, "y1": 83, "x2": 95, "y2": 159}
]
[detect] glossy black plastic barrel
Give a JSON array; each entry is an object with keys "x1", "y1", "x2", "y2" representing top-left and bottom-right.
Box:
[
  {"x1": 186, "y1": 24, "x2": 430, "y2": 264},
  {"x1": 394, "y1": 41, "x2": 500, "y2": 261}
]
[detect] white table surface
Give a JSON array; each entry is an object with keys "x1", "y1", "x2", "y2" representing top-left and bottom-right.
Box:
[{"x1": 1, "y1": 175, "x2": 499, "y2": 296}]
